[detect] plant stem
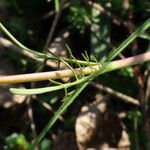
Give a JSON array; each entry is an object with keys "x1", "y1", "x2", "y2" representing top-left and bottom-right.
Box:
[
  {"x1": 1, "y1": 18, "x2": 150, "y2": 66},
  {"x1": 0, "y1": 23, "x2": 44, "y2": 57},
  {"x1": 0, "y1": 52, "x2": 149, "y2": 85},
  {"x1": 0, "y1": 37, "x2": 96, "y2": 67},
  {"x1": 106, "y1": 18, "x2": 150, "y2": 61},
  {"x1": 91, "y1": 82, "x2": 140, "y2": 106},
  {"x1": 30, "y1": 82, "x2": 89, "y2": 149}
]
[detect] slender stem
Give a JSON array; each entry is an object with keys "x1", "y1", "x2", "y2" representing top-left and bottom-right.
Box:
[
  {"x1": 30, "y1": 82, "x2": 89, "y2": 149},
  {"x1": 43, "y1": 0, "x2": 63, "y2": 49},
  {"x1": 0, "y1": 22, "x2": 96, "y2": 66},
  {"x1": 0, "y1": 52, "x2": 149, "y2": 85},
  {"x1": 91, "y1": 82, "x2": 140, "y2": 106},
  {"x1": 1, "y1": 18, "x2": 150, "y2": 66},
  {"x1": 0, "y1": 23, "x2": 30, "y2": 51},
  {"x1": 0, "y1": 37, "x2": 96, "y2": 67},
  {"x1": 106, "y1": 18, "x2": 150, "y2": 61},
  {"x1": 0, "y1": 24, "x2": 45, "y2": 58}
]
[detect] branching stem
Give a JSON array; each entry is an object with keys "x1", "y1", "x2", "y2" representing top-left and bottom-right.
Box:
[{"x1": 0, "y1": 52, "x2": 149, "y2": 85}]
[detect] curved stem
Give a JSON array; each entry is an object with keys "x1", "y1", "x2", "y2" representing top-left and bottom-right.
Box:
[
  {"x1": 0, "y1": 23, "x2": 45, "y2": 57},
  {"x1": 0, "y1": 52, "x2": 150, "y2": 84},
  {"x1": 106, "y1": 18, "x2": 150, "y2": 61},
  {"x1": 0, "y1": 52, "x2": 149, "y2": 85},
  {"x1": 0, "y1": 52, "x2": 147, "y2": 95}
]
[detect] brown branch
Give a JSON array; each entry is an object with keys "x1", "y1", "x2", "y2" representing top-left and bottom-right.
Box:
[
  {"x1": 0, "y1": 37, "x2": 66, "y2": 69},
  {"x1": 43, "y1": 2, "x2": 70, "y2": 19},
  {"x1": 0, "y1": 52, "x2": 150, "y2": 84},
  {"x1": 26, "y1": 96, "x2": 38, "y2": 148},
  {"x1": 43, "y1": 0, "x2": 64, "y2": 49},
  {"x1": 91, "y1": 82, "x2": 140, "y2": 106}
]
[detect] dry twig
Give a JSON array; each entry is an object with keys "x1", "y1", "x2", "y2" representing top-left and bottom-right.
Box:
[
  {"x1": 43, "y1": 0, "x2": 64, "y2": 49},
  {"x1": 91, "y1": 82, "x2": 140, "y2": 106},
  {"x1": 43, "y1": 2, "x2": 70, "y2": 19}
]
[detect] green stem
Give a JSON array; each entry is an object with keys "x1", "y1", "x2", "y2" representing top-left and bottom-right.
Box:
[
  {"x1": 9, "y1": 51, "x2": 150, "y2": 95},
  {"x1": 0, "y1": 23, "x2": 45, "y2": 57},
  {"x1": 106, "y1": 18, "x2": 150, "y2": 61},
  {"x1": 30, "y1": 82, "x2": 89, "y2": 149},
  {"x1": 1, "y1": 18, "x2": 150, "y2": 66},
  {"x1": 0, "y1": 22, "x2": 96, "y2": 66}
]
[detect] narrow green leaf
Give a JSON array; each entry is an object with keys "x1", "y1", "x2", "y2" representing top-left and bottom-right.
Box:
[
  {"x1": 54, "y1": 0, "x2": 59, "y2": 12},
  {"x1": 106, "y1": 18, "x2": 150, "y2": 62},
  {"x1": 30, "y1": 82, "x2": 89, "y2": 149}
]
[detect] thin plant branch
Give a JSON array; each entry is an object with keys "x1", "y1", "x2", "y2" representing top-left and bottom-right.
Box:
[
  {"x1": 39, "y1": 100, "x2": 64, "y2": 122},
  {"x1": 1, "y1": 18, "x2": 150, "y2": 68},
  {"x1": 0, "y1": 23, "x2": 44, "y2": 57},
  {"x1": 0, "y1": 37, "x2": 66, "y2": 69},
  {"x1": 43, "y1": 2, "x2": 70, "y2": 19},
  {"x1": 91, "y1": 82, "x2": 140, "y2": 106},
  {"x1": 26, "y1": 96, "x2": 38, "y2": 150},
  {"x1": 0, "y1": 52, "x2": 150, "y2": 84},
  {"x1": 30, "y1": 82, "x2": 89, "y2": 148},
  {"x1": 0, "y1": 37, "x2": 96, "y2": 67},
  {"x1": 43, "y1": 0, "x2": 64, "y2": 49}
]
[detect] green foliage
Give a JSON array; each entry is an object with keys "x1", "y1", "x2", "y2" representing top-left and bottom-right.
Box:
[
  {"x1": 40, "y1": 138, "x2": 52, "y2": 150},
  {"x1": 68, "y1": 5, "x2": 91, "y2": 33},
  {"x1": 49, "y1": 96, "x2": 59, "y2": 104},
  {"x1": 4, "y1": 133, "x2": 51, "y2": 150},
  {"x1": 4, "y1": 133, "x2": 30, "y2": 150},
  {"x1": 118, "y1": 67, "x2": 134, "y2": 77},
  {"x1": 127, "y1": 111, "x2": 147, "y2": 150},
  {"x1": 90, "y1": 7, "x2": 110, "y2": 60},
  {"x1": 127, "y1": 111, "x2": 142, "y2": 127}
]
